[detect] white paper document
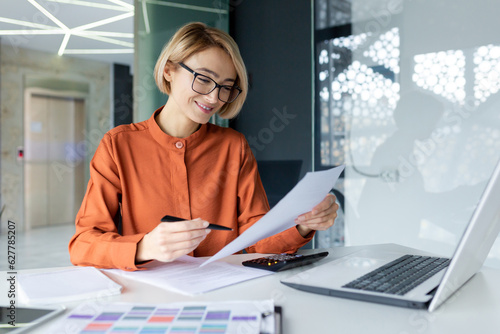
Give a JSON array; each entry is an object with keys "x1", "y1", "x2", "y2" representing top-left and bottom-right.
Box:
[
  {"x1": 107, "y1": 256, "x2": 273, "y2": 295},
  {"x1": 18, "y1": 267, "x2": 122, "y2": 305},
  {"x1": 202, "y1": 165, "x2": 345, "y2": 266}
]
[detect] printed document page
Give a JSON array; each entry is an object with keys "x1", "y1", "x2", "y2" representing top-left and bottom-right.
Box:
[
  {"x1": 49, "y1": 300, "x2": 276, "y2": 334},
  {"x1": 107, "y1": 255, "x2": 272, "y2": 295},
  {"x1": 202, "y1": 165, "x2": 345, "y2": 266}
]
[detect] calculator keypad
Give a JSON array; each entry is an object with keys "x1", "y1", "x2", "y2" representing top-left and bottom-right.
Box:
[{"x1": 242, "y1": 252, "x2": 328, "y2": 272}]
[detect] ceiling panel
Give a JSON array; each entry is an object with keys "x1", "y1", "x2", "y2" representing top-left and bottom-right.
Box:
[{"x1": 0, "y1": 0, "x2": 134, "y2": 67}]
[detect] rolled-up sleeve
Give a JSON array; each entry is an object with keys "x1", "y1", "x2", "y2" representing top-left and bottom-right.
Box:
[{"x1": 68, "y1": 134, "x2": 146, "y2": 271}]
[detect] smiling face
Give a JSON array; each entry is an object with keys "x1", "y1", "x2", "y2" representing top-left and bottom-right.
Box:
[{"x1": 164, "y1": 47, "x2": 237, "y2": 125}]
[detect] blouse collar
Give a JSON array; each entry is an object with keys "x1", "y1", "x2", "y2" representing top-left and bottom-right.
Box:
[{"x1": 147, "y1": 107, "x2": 209, "y2": 151}]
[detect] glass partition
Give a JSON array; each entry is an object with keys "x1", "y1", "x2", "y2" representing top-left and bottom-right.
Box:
[{"x1": 314, "y1": 0, "x2": 500, "y2": 267}]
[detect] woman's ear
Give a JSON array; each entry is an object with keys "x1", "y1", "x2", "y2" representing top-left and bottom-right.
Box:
[{"x1": 163, "y1": 61, "x2": 175, "y2": 82}]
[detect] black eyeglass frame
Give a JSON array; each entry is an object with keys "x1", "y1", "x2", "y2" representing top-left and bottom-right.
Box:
[{"x1": 179, "y1": 62, "x2": 242, "y2": 103}]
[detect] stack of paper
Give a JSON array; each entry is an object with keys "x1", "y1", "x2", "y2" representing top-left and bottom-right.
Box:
[
  {"x1": 18, "y1": 267, "x2": 122, "y2": 304},
  {"x1": 107, "y1": 255, "x2": 273, "y2": 295}
]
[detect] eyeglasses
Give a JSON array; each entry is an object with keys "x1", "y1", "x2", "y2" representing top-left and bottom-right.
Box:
[{"x1": 179, "y1": 62, "x2": 242, "y2": 103}]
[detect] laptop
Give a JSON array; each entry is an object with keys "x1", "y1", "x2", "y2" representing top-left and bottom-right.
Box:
[{"x1": 281, "y1": 158, "x2": 500, "y2": 311}]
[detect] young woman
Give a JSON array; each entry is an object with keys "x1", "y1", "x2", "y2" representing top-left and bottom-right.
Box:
[{"x1": 69, "y1": 22, "x2": 339, "y2": 271}]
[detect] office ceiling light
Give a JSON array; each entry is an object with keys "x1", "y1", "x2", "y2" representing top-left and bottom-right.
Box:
[
  {"x1": 45, "y1": 0, "x2": 132, "y2": 11},
  {"x1": 28, "y1": 0, "x2": 69, "y2": 31},
  {"x1": 0, "y1": 0, "x2": 134, "y2": 58}
]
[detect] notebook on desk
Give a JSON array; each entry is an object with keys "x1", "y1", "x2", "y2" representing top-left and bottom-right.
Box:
[{"x1": 281, "y1": 158, "x2": 500, "y2": 312}]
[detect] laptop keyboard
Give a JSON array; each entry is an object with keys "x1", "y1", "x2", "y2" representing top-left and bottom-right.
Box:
[{"x1": 342, "y1": 255, "x2": 451, "y2": 296}]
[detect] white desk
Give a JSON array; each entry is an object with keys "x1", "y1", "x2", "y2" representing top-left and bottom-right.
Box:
[{"x1": 2, "y1": 244, "x2": 500, "y2": 334}]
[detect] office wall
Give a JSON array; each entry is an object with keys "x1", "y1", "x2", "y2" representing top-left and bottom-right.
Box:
[
  {"x1": 113, "y1": 63, "x2": 133, "y2": 127},
  {"x1": 341, "y1": 0, "x2": 500, "y2": 267},
  {"x1": 0, "y1": 46, "x2": 111, "y2": 233},
  {"x1": 230, "y1": 0, "x2": 313, "y2": 177}
]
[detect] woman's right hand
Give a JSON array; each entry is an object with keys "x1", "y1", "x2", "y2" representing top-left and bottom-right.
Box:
[{"x1": 135, "y1": 218, "x2": 211, "y2": 263}]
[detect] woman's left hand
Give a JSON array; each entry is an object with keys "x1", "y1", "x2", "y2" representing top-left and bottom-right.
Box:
[{"x1": 295, "y1": 193, "x2": 339, "y2": 237}]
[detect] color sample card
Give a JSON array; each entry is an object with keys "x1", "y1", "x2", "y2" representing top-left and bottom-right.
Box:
[{"x1": 50, "y1": 300, "x2": 275, "y2": 334}]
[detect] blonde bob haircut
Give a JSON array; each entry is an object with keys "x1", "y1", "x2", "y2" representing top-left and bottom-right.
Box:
[{"x1": 154, "y1": 22, "x2": 248, "y2": 119}]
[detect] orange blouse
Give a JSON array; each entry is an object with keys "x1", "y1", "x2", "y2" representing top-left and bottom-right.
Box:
[{"x1": 69, "y1": 109, "x2": 313, "y2": 271}]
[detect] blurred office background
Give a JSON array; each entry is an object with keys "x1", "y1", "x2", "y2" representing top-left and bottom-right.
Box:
[{"x1": 1, "y1": 0, "x2": 499, "y2": 269}]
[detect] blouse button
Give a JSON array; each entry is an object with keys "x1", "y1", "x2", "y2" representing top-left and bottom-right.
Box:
[{"x1": 175, "y1": 141, "x2": 184, "y2": 149}]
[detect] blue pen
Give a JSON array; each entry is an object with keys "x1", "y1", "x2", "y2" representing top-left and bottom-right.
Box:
[{"x1": 161, "y1": 215, "x2": 233, "y2": 231}]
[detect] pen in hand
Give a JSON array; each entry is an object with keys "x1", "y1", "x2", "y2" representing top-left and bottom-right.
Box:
[{"x1": 161, "y1": 215, "x2": 233, "y2": 231}]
